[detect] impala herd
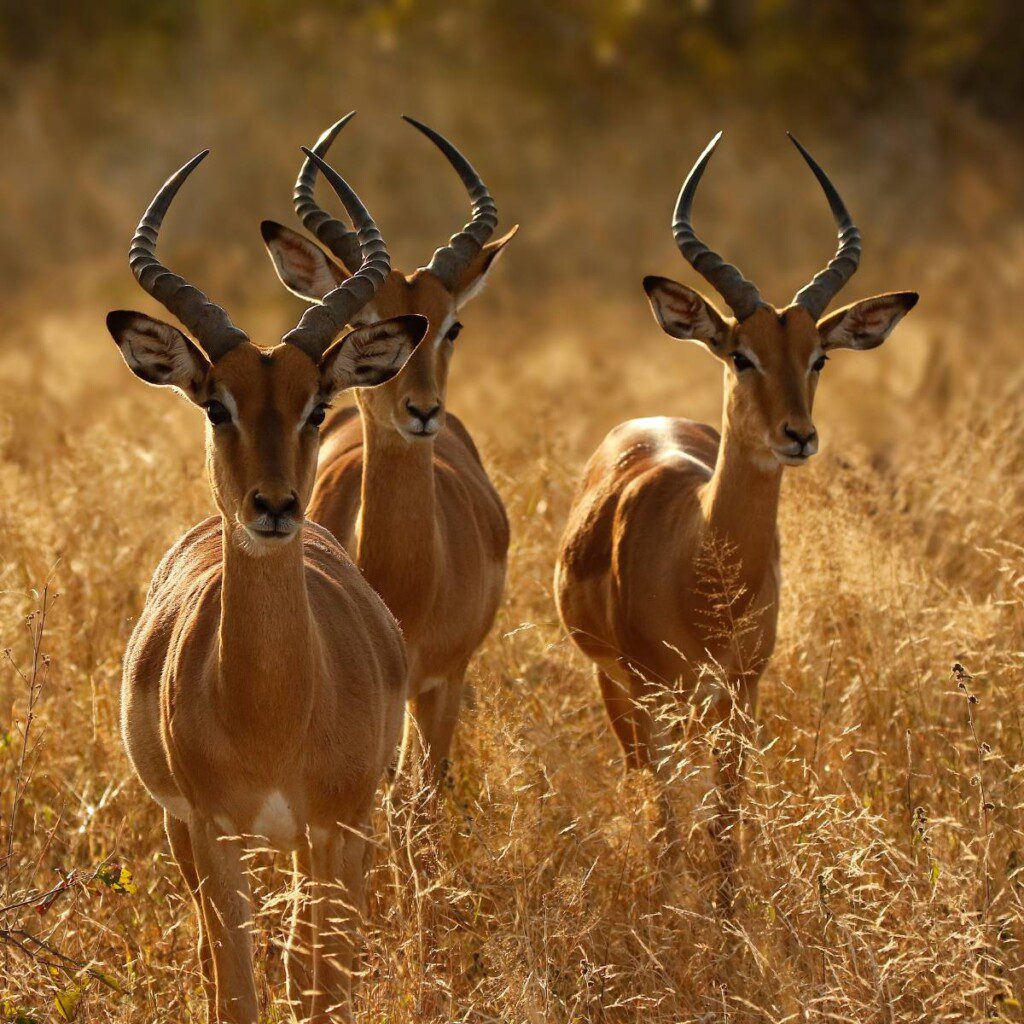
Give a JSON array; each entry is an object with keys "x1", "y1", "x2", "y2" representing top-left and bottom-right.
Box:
[{"x1": 106, "y1": 116, "x2": 917, "y2": 1022}]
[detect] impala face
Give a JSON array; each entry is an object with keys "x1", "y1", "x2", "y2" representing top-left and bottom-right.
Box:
[
  {"x1": 645, "y1": 131, "x2": 918, "y2": 468},
  {"x1": 644, "y1": 278, "x2": 918, "y2": 468},
  {"x1": 719, "y1": 305, "x2": 823, "y2": 465},
  {"x1": 196, "y1": 343, "x2": 325, "y2": 546},
  {"x1": 106, "y1": 144, "x2": 429, "y2": 551},
  {"x1": 350, "y1": 270, "x2": 457, "y2": 440},
  {"x1": 262, "y1": 222, "x2": 515, "y2": 444},
  {"x1": 263, "y1": 111, "x2": 517, "y2": 445},
  {"x1": 107, "y1": 312, "x2": 427, "y2": 550}
]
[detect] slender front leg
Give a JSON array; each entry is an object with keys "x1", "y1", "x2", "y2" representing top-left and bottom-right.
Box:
[
  {"x1": 316, "y1": 828, "x2": 369, "y2": 1021},
  {"x1": 707, "y1": 679, "x2": 757, "y2": 911},
  {"x1": 618, "y1": 668, "x2": 682, "y2": 856},
  {"x1": 285, "y1": 846, "x2": 316, "y2": 1023},
  {"x1": 597, "y1": 668, "x2": 645, "y2": 769},
  {"x1": 287, "y1": 827, "x2": 369, "y2": 1023},
  {"x1": 410, "y1": 665, "x2": 467, "y2": 786},
  {"x1": 187, "y1": 816, "x2": 258, "y2": 1023},
  {"x1": 164, "y1": 811, "x2": 215, "y2": 1014}
]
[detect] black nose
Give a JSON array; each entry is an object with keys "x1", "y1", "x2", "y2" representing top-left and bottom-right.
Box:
[
  {"x1": 783, "y1": 424, "x2": 817, "y2": 448},
  {"x1": 406, "y1": 399, "x2": 441, "y2": 424},
  {"x1": 253, "y1": 492, "x2": 299, "y2": 518}
]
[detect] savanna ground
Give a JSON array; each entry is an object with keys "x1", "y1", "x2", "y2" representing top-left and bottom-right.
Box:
[{"x1": 2, "y1": 3, "x2": 1024, "y2": 1021}]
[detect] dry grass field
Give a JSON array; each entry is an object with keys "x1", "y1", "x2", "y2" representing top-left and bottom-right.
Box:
[{"x1": 3, "y1": 6, "x2": 1024, "y2": 1022}]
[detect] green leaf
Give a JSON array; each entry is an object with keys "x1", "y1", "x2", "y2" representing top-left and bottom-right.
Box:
[
  {"x1": 86, "y1": 968, "x2": 126, "y2": 994},
  {"x1": 54, "y1": 986, "x2": 83, "y2": 1022}
]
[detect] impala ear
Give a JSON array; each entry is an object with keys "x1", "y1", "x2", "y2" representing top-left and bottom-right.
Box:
[
  {"x1": 450, "y1": 225, "x2": 518, "y2": 309},
  {"x1": 106, "y1": 310, "x2": 210, "y2": 400},
  {"x1": 261, "y1": 221, "x2": 348, "y2": 302},
  {"x1": 817, "y1": 292, "x2": 919, "y2": 351},
  {"x1": 321, "y1": 315, "x2": 429, "y2": 392},
  {"x1": 643, "y1": 276, "x2": 730, "y2": 348}
]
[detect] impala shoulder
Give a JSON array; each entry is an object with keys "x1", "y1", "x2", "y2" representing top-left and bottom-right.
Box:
[
  {"x1": 441, "y1": 411, "x2": 485, "y2": 465},
  {"x1": 301, "y1": 520, "x2": 355, "y2": 570},
  {"x1": 144, "y1": 517, "x2": 222, "y2": 604}
]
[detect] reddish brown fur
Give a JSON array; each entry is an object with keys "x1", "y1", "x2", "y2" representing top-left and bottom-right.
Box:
[
  {"x1": 265, "y1": 231, "x2": 514, "y2": 780},
  {"x1": 556, "y1": 293, "x2": 916, "y2": 904},
  {"x1": 109, "y1": 330, "x2": 424, "y2": 1022}
]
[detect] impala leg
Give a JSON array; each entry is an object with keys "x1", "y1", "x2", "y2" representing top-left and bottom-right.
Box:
[
  {"x1": 285, "y1": 846, "x2": 316, "y2": 1023},
  {"x1": 411, "y1": 666, "x2": 467, "y2": 786},
  {"x1": 315, "y1": 828, "x2": 368, "y2": 1021},
  {"x1": 596, "y1": 668, "x2": 644, "y2": 769},
  {"x1": 287, "y1": 828, "x2": 368, "y2": 1024},
  {"x1": 707, "y1": 679, "x2": 757, "y2": 912},
  {"x1": 187, "y1": 817, "x2": 258, "y2": 1024},
  {"x1": 604, "y1": 667, "x2": 682, "y2": 855},
  {"x1": 164, "y1": 811, "x2": 215, "y2": 1013}
]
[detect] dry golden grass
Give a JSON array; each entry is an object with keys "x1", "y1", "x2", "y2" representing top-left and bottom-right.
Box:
[
  {"x1": 2, "y1": 25, "x2": 1024, "y2": 1017},
  {"x1": 2, "y1": 273, "x2": 1024, "y2": 1022}
]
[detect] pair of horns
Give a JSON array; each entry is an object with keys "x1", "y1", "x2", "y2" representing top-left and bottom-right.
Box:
[
  {"x1": 128, "y1": 114, "x2": 494, "y2": 362},
  {"x1": 673, "y1": 132, "x2": 862, "y2": 321},
  {"x1": 295, "y1": 112, "x2": 497, "y2": 290},
  {"x1": 128, "y1": 146, "x2": 388, "y2": 362}
]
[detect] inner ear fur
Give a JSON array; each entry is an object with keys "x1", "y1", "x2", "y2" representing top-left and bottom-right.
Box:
[
  {"x1": 817, "y1": 291, "x2": 919, "y2": 351},
  {"x1": 321, "y1": 314, "x2": 430, "y2": 391},
  {"x1": 642, "y1": 275, "x2": 730, "y2": 347},
  {"x1": 106, "y1": 310, "x2": 210, "y2": 398},
  {"x1": 261, "y1": 220, "x2": 348, "y2": 302}
]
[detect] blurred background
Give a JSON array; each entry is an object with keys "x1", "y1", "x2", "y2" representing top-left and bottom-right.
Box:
[{"x1": 1, "y1": 0, "x2": 1022, "y2": 457}]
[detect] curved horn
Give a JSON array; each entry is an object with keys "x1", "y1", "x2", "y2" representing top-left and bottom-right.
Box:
[
  {"x1": 293, "y1": 112, "x2": 364, "y2": 274},
  {"x1": 788, "y1": 133, "x2": 861, "y2": 318},
  {"x1": 283, "y1": 149, "x2": 391, "y2": 361},
  {"x1": 129, "y1": 151, "x2": 248, "y2": 362},
  {"x1": 672, "y1": 132, "x2": 764, "y2": 322},
  {"x1": 402, "y1": 115, "x2": 497, "y2": 289}
]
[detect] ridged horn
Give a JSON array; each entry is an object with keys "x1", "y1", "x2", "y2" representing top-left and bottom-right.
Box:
[
  {"x1": 788, "y1": 133, "x2": 861, "y2": 318},
  {"x1": 672, "y1": 132, "x2": 764, "y2": 322},
  {"x1": 282, "y1": 149, "x2": 390, "y2": 361},
  {"x1": 403, "y1": 115, "x2": 497, "y2": 290},
  {"x1": 128, "y1": 151, "x2": 248, "y2": 361},
  {"x1": 293, "y1": 112, "x2": 364, "y2": 274}
]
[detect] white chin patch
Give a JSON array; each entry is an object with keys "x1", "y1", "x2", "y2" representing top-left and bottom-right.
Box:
[
  {"x1": 234, "y1": 522, "x2": 296, "y2": 556},
  {"x1": 399, "y1": 419, "x2": 440, "y2": 440},
  {"x1": 774, "y1": 451, "x2": 812, "y2": 467}
]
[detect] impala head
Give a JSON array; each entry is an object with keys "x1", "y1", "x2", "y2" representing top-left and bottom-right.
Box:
[
  {"x1": 645, "y1": 132, "x2": 918, "y2": 467},
  {"x1": 262, "y1": 112, "x2": 516, "y2": 442},
  {"x1": 107, "y1": 149, "x2": 427, "y2": 551}
]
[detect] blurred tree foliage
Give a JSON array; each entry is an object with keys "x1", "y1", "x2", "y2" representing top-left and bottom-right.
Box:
[{"x1": 2, "y1": 0, "x2": 1023, "y2": 124}]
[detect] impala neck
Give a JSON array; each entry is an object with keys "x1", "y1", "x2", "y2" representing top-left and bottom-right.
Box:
[
  {"x1": 356, "y1": 413, "x2": 439, "y2": 634},
  {"x1": 217, "y1": 523, "x2": 317, "y2": 730},
  {"x1": 702, "y1": 388, "x2": 783, "y2": 584}
]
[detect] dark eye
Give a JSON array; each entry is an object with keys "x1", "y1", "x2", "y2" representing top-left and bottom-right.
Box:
[
  {"x1": 812, "y1": 354, "x2": 828, "y2": 373},
  {"x1": 731, "y1": 351, "x2": 754, "y2": 372},
  {"x1": 203, "y1": 400, "x2": 231, "y2": 426},
  {"x1": 445, "y1": 322, "x2": 463, "y2": 343},
  {"x1": 307, "y1": 404, "x2": 329, "y2": 428}
]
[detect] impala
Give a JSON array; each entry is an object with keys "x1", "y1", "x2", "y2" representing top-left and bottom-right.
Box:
[
  {"x1": 554, "y1": 132, "x2": 917, "y2": 903},
  {"x1": 110, "y1": 147, "x2": 428, "y2": 1022},
  {"x1": 261, "y1": 113, "x2": 512, "y2": 782}
]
